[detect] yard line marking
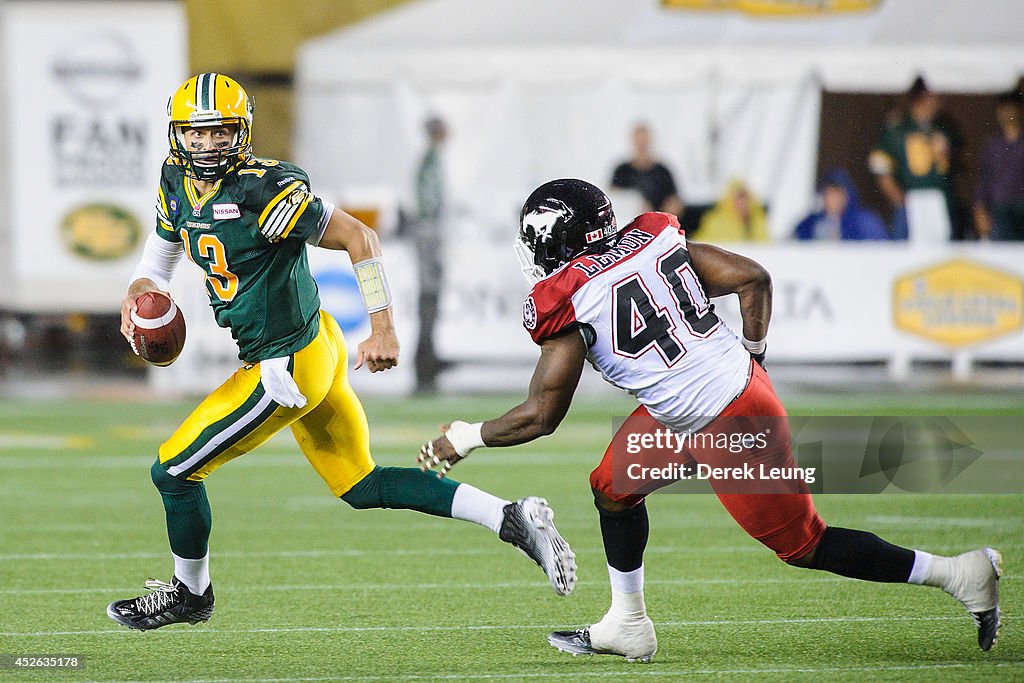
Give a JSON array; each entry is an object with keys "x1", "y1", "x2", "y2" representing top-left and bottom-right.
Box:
[
  {"x1": 0, "y1": 545, "x2": 762, "y2": 561},
  {"x1": 1, "y1": 575, "x2": 877, "y2": 595},
  {"x1": 70, "y1": 663, "x2": 1024, "y2": 683},
  {"x1": 865, "y1": 515, "x2": 1015, "y2": 529},
  {"x1": 3, "y1": 573, "x2": 1019, "y2": 595},
  {"x1": 0, "y1": 615, "x2": 984, "y2": 638},
  {"x1": 0, "y1": 545, "x2": 748, "y2": 561},
  {"x1": 0, "y1": 433, "x2": 93, "y2": 450},
  {"x1": 0, "y1": 548, "x2": 504, "y2": 561},
  {"x1": 3, "y1": 543, "x2": 1020, "y2": 562}
]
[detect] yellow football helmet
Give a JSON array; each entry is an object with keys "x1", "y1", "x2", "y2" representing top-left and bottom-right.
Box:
[{"x1": 167, "y1": 73, "x2": 253, "y2": 180}]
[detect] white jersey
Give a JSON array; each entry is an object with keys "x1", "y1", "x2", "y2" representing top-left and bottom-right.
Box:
[{"x1": 523, "y1": 212, "x2": 751, "y2": 432}]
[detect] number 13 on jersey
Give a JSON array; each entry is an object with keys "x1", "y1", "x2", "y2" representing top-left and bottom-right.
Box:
[{"x1": 179, "y1": 229, "x2": 239, "y2": 302}]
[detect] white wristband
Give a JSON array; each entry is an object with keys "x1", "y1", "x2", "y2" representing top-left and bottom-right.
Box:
[
  {"x1": 353, "y1": 257, "x2": 393, "y2": 313},
  {"x1": 742, "y1": 336, "x2": 766, "y2": 355},
  {"x1": 445, "y1": 420, "x2": 485, "y2": 457}
]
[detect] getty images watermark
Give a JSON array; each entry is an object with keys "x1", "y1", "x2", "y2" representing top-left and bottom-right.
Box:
[
  {"x1": 609, "y1": 415, "x2": 1022, "y2": 496},
  {"x1": 623, "y1": 426, "x2": 816, "y2": 486}
]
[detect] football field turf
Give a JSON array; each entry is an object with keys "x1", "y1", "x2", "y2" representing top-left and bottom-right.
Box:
[{"x1": 0, "y1": 391, "x2": 1020, "y2": 682}]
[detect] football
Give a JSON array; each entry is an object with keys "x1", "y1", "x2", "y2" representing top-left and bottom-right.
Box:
[{"x1": 130, "y1": 291, "x2": 186, "y2": 366}]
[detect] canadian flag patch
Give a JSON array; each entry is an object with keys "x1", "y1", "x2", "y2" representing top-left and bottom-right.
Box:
[
  {"x1": 213, "y1": 203, "x2": 241, "y2": 220},
  {"x1": 585, "y1": 228, "x2": 604, "y2": 244}
]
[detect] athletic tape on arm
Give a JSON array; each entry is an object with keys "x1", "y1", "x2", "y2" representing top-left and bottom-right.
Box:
[
  {"x1": 353, "y1": 257, "x2": 392, "y2": 313},
  {"x1": 445, "y1": 421, "x2": 485, "y2": 457},
  {"x1": 742, "y1": 336, "x2": 766, "y2": 356}
]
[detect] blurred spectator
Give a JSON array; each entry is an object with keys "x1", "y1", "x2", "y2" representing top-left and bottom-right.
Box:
[
  {"x1": 0, "y1": 315, "x2": 27, "y2": 375},
  {"x1": 794, "y1": 168, "x2": 889, "y2": 241},
  {"x1": 869, "y1": 77, "x2": 962, "y2": 240},
  {"x1": 412, "y1": 115, "x2": 449, "y2": 394},
  {"x1": 696, "y1": 179, "x2": 769, "y2": 243},
  {"x1": 974, "y1": 90, "x2": 1024, "y2": 241},
  {"x1": 611, "y1": 123, "x2": 684, "y2": 216}
]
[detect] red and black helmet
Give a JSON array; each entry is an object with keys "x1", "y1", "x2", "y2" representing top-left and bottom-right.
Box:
[{"x1": 516, "y1": 179, "x2": 618, "y2": 283}]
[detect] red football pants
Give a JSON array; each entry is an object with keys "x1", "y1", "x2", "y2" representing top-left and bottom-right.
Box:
[{"x1": 590, "y1": 361, "x2": 825, "y2": 562}]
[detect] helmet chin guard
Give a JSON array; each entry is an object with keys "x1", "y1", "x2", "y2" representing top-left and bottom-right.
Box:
[
  {"x1": 171, "y1": 124, "x2": 248, "y2": 181},
  {"x1": 514, "y1": 235, "x2": 547, "y2": 286}
]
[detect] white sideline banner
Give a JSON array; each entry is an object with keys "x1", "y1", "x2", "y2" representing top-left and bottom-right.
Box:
[
  {"x1": 0, "y1": 1, "x2": 186, "y2": 311},
  {"x1": 714, "y1": 243, "x2": 1024, "y2": 361},
  {"x1": 154, "y1": 241, "x2": 1024, "y2": 397}
]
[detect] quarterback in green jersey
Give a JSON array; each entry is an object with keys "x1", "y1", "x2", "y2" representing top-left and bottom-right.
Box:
[
  {"x1": 153, "y1": 154, "x2": 328, "y2": 363},
  {"x1": 108, "y1": 73, "x2": 576, "y2": 632}
]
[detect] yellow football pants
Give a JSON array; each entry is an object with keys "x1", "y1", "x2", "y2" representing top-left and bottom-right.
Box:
[{"x1": 157, "y1": 311, "x2": 376, "y2": 496}]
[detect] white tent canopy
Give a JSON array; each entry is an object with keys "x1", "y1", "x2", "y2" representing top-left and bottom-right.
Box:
[
  {"x1": 295, "y1": 0, "x2": 1024, "y2": 241},
  {"x1": 299, "y1": 0, "x2": 1024, "y2": 91}
]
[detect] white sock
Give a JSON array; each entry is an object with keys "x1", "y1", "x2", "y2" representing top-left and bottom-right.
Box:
[
  {"x1": 607, "y1": 564, "x2": 647, "y2": 618},
  {"x1": 907, "y1": 550, "x2": 934, "y2": 585},
  {"x1": 608, "y1": 564, "x2": 644, "y2": 593},
  {"x1": 173, "y1": 552, "x2": 211, "y2": 595},
  {"x1": 451, "y1": 483, "x2": 508, "y2": 534}
]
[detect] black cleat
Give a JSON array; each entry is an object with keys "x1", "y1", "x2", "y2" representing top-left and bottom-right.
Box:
[
  {"x1": 971, "y1": 548, "x2": 1002, "y2": 652},
  {"x1": 549, "y1": 619, "x2": 657, "y2": 663},
  {"x1": 548, "y1": 628, "x2": 597, "y2": 656},
  {"x1": 499, "y1": 497, "x2": 576, "y2": 596},
  {"x1": 107, "y1": 577, "x2": 214, "y2": 631},
  {"x1": 972, "y1": 606, "x2": 1001, "y2": 652},
  {"x1": 947, "y1": 548, "x2": 1002, "y2": 651}
]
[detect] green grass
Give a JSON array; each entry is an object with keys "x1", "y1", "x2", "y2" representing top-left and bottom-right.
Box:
[{"x1": 0, "y1": 392, "x2": 1021, "y2": 682}]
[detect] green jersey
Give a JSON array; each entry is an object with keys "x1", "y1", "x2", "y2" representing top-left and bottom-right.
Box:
[
  {"x1": 153, "y1": 157, "x2": 332, "y2": 362},
  {"x1": 870, "y1": 116, "x2": 959, "y2": 195}
]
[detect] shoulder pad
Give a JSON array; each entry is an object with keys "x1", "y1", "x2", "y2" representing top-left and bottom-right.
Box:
[
  {"x1": 238, "y1": 158, "x2": 310, "y2": 188},
  {"x1": 160, "y1": 158, "x2": 185, "y2": 182}
]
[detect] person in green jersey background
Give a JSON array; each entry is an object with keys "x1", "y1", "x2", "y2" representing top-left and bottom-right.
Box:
[
  {"x1": 869, "y1": 77, "x2": 963, "y2": 240},
  {"x1": 412, "y1": 115, "x2": 449, "y2": 394},
  {"x1": 108, "y1": 73, "x2": 576, "y2": 631}
]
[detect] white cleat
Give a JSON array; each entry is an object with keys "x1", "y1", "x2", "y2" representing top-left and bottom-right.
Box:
[
  {"x1": 549, "y1": 613, "x2": 657, "y2": 663},
  {"x1": 499, "y1": 497, "x2": 577, "y2": 596}
]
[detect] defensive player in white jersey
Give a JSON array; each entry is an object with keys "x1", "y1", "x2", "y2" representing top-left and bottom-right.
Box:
[{"x1": 419, "y1": 179, "x2": 1002, "y2": 662}]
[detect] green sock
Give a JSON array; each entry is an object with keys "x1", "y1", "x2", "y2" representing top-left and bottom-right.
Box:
[
  {"x1": 341, "y1": 465, "x2": 458, "y2": 517},
  {"x1": 151, "y1": 461, "x2": 212, "y2": 559}
]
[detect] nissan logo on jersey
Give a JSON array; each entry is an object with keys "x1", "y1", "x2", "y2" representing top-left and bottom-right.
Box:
[{"x1": 213, "y1": 203, "x2": 241, "y2": 220}]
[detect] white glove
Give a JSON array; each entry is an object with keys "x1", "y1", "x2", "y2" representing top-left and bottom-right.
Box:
[{"x1": 260, "y1": 356, "x2": 307, "y2": 409}]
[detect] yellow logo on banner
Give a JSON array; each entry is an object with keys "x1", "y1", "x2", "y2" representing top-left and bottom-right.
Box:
[
  {"x1": 61, "y1": 204, "x2": 141, "y2": 261},
  {"x1": 662, "y1": 0, "x2": 881, "y2": 16},
  {"x1": 893, "y1": 259, "x2": 1024, "y2": 347}
]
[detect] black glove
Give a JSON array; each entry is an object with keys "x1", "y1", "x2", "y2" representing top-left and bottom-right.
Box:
[{"x1": 742, "y1": 337, "x2": 766, "y2": 370}]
